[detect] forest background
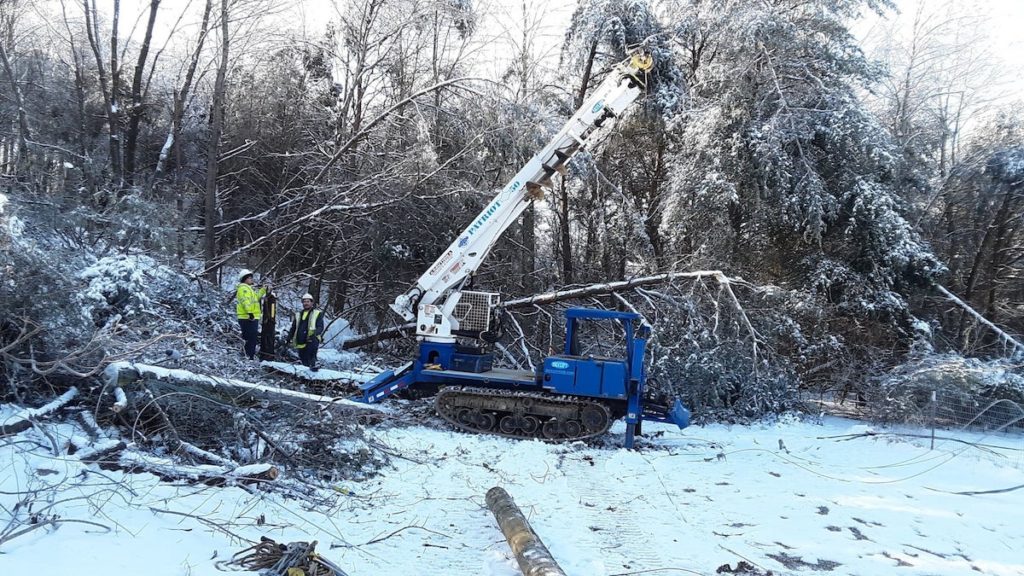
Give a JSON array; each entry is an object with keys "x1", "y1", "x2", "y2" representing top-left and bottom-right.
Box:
[{"x1": 2, "y1": 0, "x2": 1023, "y2": 422}]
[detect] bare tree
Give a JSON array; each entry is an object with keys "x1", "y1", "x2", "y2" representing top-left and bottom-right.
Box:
[
  {"x1": 204, "y1": 0, "x2": 229, "y2": 282},
  {"x1": 0, "y1": 31, "x2": 30, "y2": 175},
  {"x1": 154, "y1": 0, "x2": 212, "y2": 181},
  {"x1": 123, "y1": 0, "x2": 161, "y2": 184},
  {"x1": 82, "y1": 0, "x2": 123, "y2": 187}
]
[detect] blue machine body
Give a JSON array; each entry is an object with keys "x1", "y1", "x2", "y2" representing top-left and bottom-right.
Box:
[{"x1": 358, "y1": 307, "x2": 690, "y2": 448}]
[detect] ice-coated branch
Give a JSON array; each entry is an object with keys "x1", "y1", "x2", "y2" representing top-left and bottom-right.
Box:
[
  {"x1": 935, "y1": 284, "x2": 1024, "y2": 354},
  {"x1": 0, "y1": 387, "x2": 79, "y2": 437},
  {"x1": 502, "y1": 270, "x2": 733, "y2": 308}
]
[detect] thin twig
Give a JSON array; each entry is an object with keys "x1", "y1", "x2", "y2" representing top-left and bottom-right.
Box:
[
  {"x1": 362, "y1": 524, "x2": 450, "y2": 546},
  {"x1": 150, "y1": 507, "x2": 255, "y2": 543}
]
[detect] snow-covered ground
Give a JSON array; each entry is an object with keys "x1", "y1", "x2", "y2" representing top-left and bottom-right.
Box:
[{"x1": 1, "y1": 415, "x2": 1022, "y2": 575}]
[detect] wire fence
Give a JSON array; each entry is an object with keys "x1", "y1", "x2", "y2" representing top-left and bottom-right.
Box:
[
  {"x1": 877, "y1": 385, "x2": 1024, "y2": 471},
  {"x1": 803, "y1": 383, "x2": 1024, "y2": 472}
]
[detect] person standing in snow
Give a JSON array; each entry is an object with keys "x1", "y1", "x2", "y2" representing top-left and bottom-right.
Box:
[
  {"x1": 235, "y1": 269, "x2": 267, "y2": 360},
  {"x1": 287, "y1": 293, "x2": 324, "y2": 370}
]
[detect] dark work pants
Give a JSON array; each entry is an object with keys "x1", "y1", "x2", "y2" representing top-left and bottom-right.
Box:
[
  {"x1": 239, "y1": 318, "x2": 260, "y2": 359},
  {"x1": 298, "y1": 340, "x2": 319, "y2": 368}
]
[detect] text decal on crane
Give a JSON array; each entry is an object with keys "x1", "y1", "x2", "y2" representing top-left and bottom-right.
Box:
[
  {"x1": 428, "y1": 250, "x2": 454, "y2": 276},
  {"x1": 467, "y1": 199, "x2": 503, "y2": 236}
]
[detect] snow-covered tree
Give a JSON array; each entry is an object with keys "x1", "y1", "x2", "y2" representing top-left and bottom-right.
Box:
[{"x1": 663, "y1": 0, "x2": 941, "y2": 318}]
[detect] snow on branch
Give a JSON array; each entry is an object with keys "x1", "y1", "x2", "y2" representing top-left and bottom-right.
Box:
[
  {"x1": 103, "y1": 362, "x2": 383, "y2": 411},
  {"x1": 119, "y1": 450, "x2": 279, "y2": 485},
  {"x1": 0, "y1": 387, "x2": 79, "y2": 437},
  {"x1": 935, "y1": 284, "x2": 1024, "y2": 355},
  {"x1": 503, "y1": 270, "x2": 735, "y2": 308}
]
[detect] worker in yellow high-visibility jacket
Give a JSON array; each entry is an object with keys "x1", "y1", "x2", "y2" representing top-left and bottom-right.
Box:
[
  {"x1": 235, "y1": 269, "x2": 267, "y2": 359},
  {"x1": 287, "y1": 293, "x2": 324, "y2": 370}
]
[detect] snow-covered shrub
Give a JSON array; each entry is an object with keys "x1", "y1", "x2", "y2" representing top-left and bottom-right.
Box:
[
  {"x1": 645, "y1": 286, "x2": 799, "y2": 422},
  {"x1": 75, "y1": 254, "x2": 221, "y2": 333},
  {"x1": 76, "y1": 255, "x2": 159, "y2": 328},
  {"x1": 652, "y1": 338, "x2": 796, "y2": 422},
  {"x1": 107, "y1": 191, "x2": 180, "y2": 253}
]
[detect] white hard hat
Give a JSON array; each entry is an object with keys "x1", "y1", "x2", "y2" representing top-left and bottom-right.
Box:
[
  {"x1": 301, "y1": 293, "x2": 314, "y2": 301},
  {"x1": 238, "y1": 269, "x2": 254, "y2": 282}
]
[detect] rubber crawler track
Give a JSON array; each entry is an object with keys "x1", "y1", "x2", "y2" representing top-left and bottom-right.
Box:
[{"x1": 434, "y1": 386, "x2": 615, "y2": 442}]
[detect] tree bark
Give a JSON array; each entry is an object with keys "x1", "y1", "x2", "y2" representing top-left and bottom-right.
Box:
[
  {"x1": 123, "y1": 0, "x2": 161, "y2": 183},
  {"x1": 0, "y1": 41, "x2": 30, "y2": 172},
  {"x1": 558, "y1": 178, "x2": 573, "y2": 284},
  {"x1": 82, "y1": 0, "x2": 123, "y2": 187},
  {"x1": 342, "y1": 323, "x2": 415, "y2": 349},
  {"x1": 204, "y1": 0, "x2": 229, "y2": 283},
  {"x1": 485, "y1": 487, "x2": 566, "y2": 576}
]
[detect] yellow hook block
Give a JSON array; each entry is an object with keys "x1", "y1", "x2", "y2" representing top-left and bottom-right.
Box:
[{"x1": 630, "y1": 52, "x2": 654, "y2": 72}]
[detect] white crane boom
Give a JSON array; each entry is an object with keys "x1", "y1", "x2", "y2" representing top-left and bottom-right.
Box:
[{"x1": 391, "y1": 54, "x2": 654, "y2": 342}]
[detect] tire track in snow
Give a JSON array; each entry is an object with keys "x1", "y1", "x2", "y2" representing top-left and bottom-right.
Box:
[{"x1": 562, "y1": 451, "x2": 687, "y2": 573}]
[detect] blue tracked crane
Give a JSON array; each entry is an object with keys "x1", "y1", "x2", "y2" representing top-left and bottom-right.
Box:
[{"x1": 358, "y1": 53, "x2": 690, "y2": 448}]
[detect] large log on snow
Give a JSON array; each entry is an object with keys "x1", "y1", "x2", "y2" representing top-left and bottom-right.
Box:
[{"x1": 485, "y1": 487, "x2": 567, "y2": 576}]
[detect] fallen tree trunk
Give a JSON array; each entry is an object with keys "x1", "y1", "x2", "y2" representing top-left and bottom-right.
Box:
[
  {"x1": 119, "y1": 450, "x2": 279, "y2": 485},
  {"x1": 503, "y1": 270, "x2": 731, "y2": 309},
  {"x1": 485, "y1": 486, "x2": 566, "y2": 576},
  {"x1": 342, "y1": 271, "x2": 736, "y2": 349},
  {"x1": 342, "y1": 324, "x2": 415, "y2": 350},
  {"x1": 934, "y1": 284, "x2": 1024, "y2": 354},
  {"x1": 0, "y1": 387, "x2": 79, "y2": 437},
  {"x1": 103, "y1": 362, "x2": 382, "y2": 412}
]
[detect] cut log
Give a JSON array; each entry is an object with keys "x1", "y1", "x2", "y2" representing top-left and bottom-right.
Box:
[{"x1": 485, "y1": 486, "x2": 567, "y2": 576}]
